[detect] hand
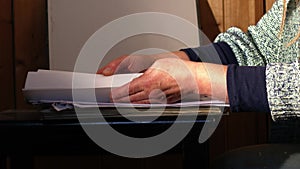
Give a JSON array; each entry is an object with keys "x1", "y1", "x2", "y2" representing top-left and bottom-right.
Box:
[
  {"x1": 97, "y1": 51, "x2": 190, "y2": 76},
  {"x1": 111, "y1": 58, "x2": 228, "y2": 104}
]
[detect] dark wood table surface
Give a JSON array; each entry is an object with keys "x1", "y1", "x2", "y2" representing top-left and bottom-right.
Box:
[{"x1": 0, "y1": 107, "x2": 226, "y2": 169}]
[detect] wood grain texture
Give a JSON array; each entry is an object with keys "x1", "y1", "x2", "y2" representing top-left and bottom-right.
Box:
[
  {"x1": 207, "y1": 0, "x2": 224, "y2": 32},
  {"x1": 0, "y1": 0, "x2": 14, "y2": 111},
  {"x1": 224, "y1": 0, "x2": 264, "y2": 31},
  {"x1": 13, "y1": 0, "x2": 49, "y2": 109},
  {"x1": 265, "y1": 0, "x2": 276, "y2": 11},
  {"x1": 253, "y1": 0, "x2": 264, "y2": 24},
  {"x1": 199, "y1": 0, "x2": 223, "y2": 41},
  {"x1": 200, "y1": 0, "x2": 264, "y2": 39}
]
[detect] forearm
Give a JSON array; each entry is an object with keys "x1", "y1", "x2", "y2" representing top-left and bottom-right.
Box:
[
  {"x1": 182, "y1": 42, "x2": 270, "y2": 112},
  {"x1": 192, "y1": 62, "x2": 229, "y2": 103},
  {"x1": 154, "y1": 51, "x2": 190, "y2": 61},
  {"x1": 192, "y1": 62, "x2": 270, "y2": 112}
]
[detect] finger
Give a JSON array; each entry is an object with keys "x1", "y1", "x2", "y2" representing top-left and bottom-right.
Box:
[
  {"x1": 115, "y1": 55, "x2": 151, "y2": 74},
  {"x1": 112, "y1": 95, "x2": 131, "y2": 103},
  {"x1": 131, "y1": 100, "x2": 151, "y2": 104},
  {"x1": 162, "y1": 87, "x2": 182, "y2": 103},
  {"x1": 114, "y1": 57, "x2": 132, "y2": 74},
  {"x1": 111, "y1": 76, "x2": 145, "y2": 101},
  {"x1": 131, "y1": 90, "x2": 166, "y2": 103},
  {"x1": 116, "y1": 94, "x2": 176, "y2": 104},
  {"x1": 129, "y1": 89, "x2": 167, "y2": 104},
  {"x1": 112, "y1": 90, "x2": 145, "y2": 103},
  {"x1": 165, "y1": 94, "x2": 181, "y2": 104},
  {"x1": 97, "y1": 56, "x2": 127, "y2": 75},
  {"x1": 131, "y1": 99, "x2": 166, "y2": 104},
  {"x1": 114, "y1": 85, "x2": 169, "y2": 103},
  {"x1": 127, "y1": 90, "x2": 148, "y2": 103},
  {"x1": 113, "y1": 87, "x2": 180, "y2": 104},
  {"x1": 164, "y1": 87, "x2": 181, "y2": 96},
  {"x1": 97, "y1": 66, "x2": 111, "y2": 75},
  {"x1": 126, "y1": 55, "x2": 155, "y2": 73}
]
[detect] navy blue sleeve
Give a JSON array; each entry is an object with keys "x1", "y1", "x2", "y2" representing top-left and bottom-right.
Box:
[
  {"x1": 227, "y1": 65, "x2": 270, "y2": 113},
  {"x1": 180, "y1": 42, "x2": 238, "y2": 65},
  {"x1": 181, "y1": 42, "x2": 270, "y2": 113}
]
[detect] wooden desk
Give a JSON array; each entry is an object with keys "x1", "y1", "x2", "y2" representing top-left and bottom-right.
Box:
[{"x1": 0, "y1": 108, "x2": 225, "y2": 169}]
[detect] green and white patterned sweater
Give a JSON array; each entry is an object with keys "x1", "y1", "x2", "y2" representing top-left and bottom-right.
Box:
[{"x1": 215, "y1": 0, "x2": 299, "y2": 121}]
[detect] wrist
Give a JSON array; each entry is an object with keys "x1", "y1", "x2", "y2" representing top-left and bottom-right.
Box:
[
  {"x1": 193, "y1": 62, "x2": 228, "y2": 102},
  {"x1": 172, "y1": 51, "x2": 190, "y2": 60},
  {"x1": 195, "y1": 62, "x2": 212, "y2": 96},
  {"x1": 154, "y1": 51, "x2": 190, "y2": 61}
]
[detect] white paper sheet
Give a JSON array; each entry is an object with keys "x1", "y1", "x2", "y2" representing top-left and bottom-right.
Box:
[{"x1": 23, "y1": 70, "x2": 229, "y2": 111}]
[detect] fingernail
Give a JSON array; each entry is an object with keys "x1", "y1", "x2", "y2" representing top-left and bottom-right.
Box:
[{"x1": 103, "y1": 68, "x2": 112, "y2": 74}]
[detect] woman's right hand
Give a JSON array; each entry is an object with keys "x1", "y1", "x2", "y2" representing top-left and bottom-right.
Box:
[{"x1": 97, "y1": 51, "x2": 190, "y2": 76}]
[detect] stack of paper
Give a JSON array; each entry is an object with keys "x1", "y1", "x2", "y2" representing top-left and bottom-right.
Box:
[
  {"x1": 23, "y1": 70, "x2": 229, "y2": 110},
  {"x1": 23, "y1": 70, "x2": 142, "y2": 103}
]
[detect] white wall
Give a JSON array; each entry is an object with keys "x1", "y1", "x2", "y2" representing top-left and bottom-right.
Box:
[{"x1": 48, "y1": 0, "x2": 199, "y2": 71}]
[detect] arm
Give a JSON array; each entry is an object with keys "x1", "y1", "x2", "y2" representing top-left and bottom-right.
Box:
[
  {"x1": 183, "y1": 41, "x2": 270, "y2": 113},
  {"x1": 111, "y1": 59, "x2": 229, "y2": 104},
  {"x1": 97, "y1": 51, "x2": 190, "y2": 76},
  {"x1": 183, "y1": 46, "x2": 299, "y2": 117},
  {"x1": 215, "y1": 0, "x2": 299, "y2": 120},
  {"x1": 219, "y1": 0, "x2": 299, "y2": 120}
]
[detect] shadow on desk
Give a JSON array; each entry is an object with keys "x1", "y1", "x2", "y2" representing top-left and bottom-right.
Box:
[
  {"x1": 0, "y1": 108, "x2": 216, "y2": 169},
  {"x1": 0, "y1": 109, "x2": 267, "y2": 169}
]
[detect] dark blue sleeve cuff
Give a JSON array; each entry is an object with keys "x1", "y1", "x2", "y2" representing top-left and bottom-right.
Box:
[
  {"x1": 227, "y1": 65, "x2": 270, "y2": 113},
  {"x1": 180, "y1": 42, "x2": 237, "y2": 65}
]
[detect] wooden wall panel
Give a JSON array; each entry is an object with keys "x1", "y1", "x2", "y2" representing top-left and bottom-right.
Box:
[
  {"x1": 0, "y1": 0, "x2": 14, "y2": 111},
  {"x1": 251, "y1": 0, "x2": 264, "y2": 25},
  {"x1": 199, "y1": 0, "x2": 224, "y2": 41},
  {"x1": 207, "y1": 0, "x2": 224, "y2": 32},
  {"x1": 224, "y1": 0, "x2": 264, "y2": 31},
  {"x1": 200, "y1": 0, "x2": 264, "y2": 40},
  {"x1": 266, "y1": 0, "x2": 276, "y2": 11},
  {"x1": 13, "y1": 0, "x2": 49, "y2": 109}
]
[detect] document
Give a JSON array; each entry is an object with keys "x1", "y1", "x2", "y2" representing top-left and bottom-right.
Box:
[
  {"x1": 23, "y1": 69, "x2": 142, "y2": 103},
  {"x1": 23, "y1": 69, "x2": 229, "y2": 111}
]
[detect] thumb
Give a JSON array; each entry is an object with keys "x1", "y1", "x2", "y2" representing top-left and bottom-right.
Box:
[
  {"x1": 97, "y1": 56, "x2": 128, "y2": 75},
  {"x1": 126, "y1": 56, "x2": 156, "y2": 73},
  {"x1": 97, "y1": 66, "x2": 113, "y2": 75}
]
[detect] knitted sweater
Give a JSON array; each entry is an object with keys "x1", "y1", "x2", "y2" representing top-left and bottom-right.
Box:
[{"x1": 215, "y1": 0, "x2": 299, "y2": 121}]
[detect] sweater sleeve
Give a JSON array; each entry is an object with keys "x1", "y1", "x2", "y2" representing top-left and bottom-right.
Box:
[
  {"x1": 227, "y1": 65, "x2": 270, "y2": 113},
  {"x1": 266, "y1": 61, "x2": 300, "y2": 121},
  {"x1": 214, "y1": 0, "x2": 299, "y2": 66},
  {"x1": 215, "y1": 0, "x2": 299, "y2": 120},
  {"x1": 180, "y1": 42, "x2": 238, "y2": 65}
]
